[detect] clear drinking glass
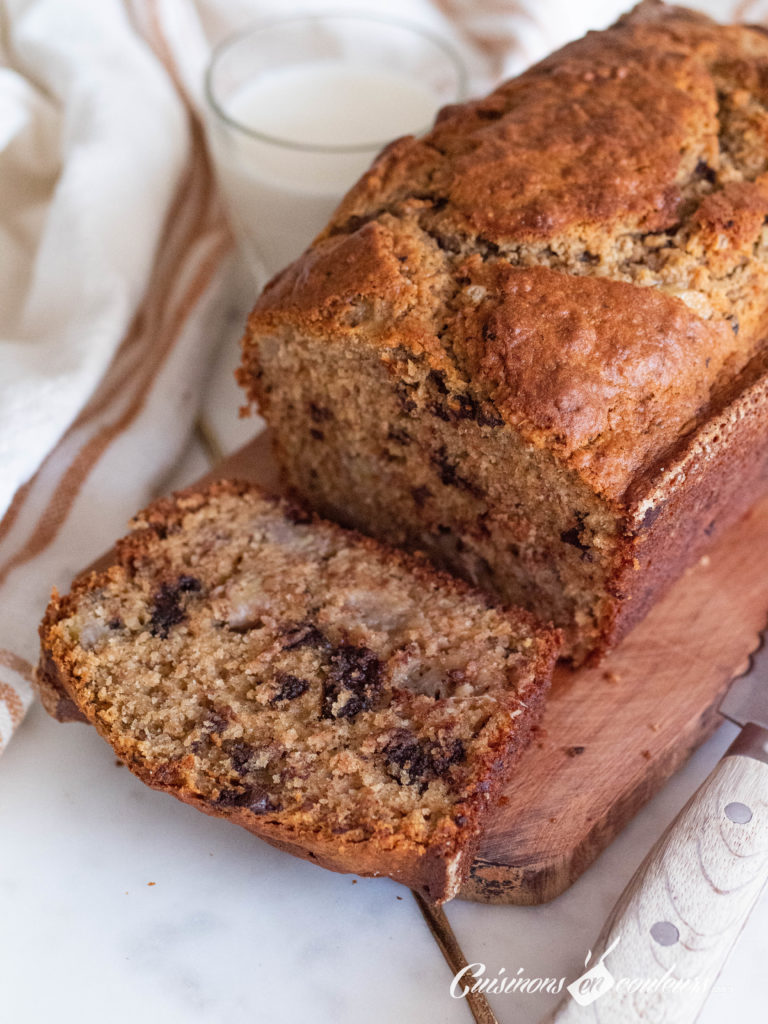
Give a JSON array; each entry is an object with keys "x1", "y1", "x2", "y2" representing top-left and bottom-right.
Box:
[{"x1": 204, "y1": 12, "x2": 467, "y2": 285}]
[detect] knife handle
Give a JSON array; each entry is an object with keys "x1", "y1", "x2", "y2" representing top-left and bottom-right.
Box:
[{"x1": 550, "y1": 723, "x2": 768, "y2": 1024}]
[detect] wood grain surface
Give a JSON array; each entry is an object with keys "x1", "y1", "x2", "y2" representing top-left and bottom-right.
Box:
[{"x1": 126, "y1": 431, "x2": 768, "y2": 906}]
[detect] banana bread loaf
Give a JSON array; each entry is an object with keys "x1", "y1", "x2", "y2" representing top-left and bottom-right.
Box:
[
  {"x1": 239, "y1": 1, "x2": 768, "y2": 662},
  {"x1": 37, "y1": 482, "x2": 558, "y2": 902}
]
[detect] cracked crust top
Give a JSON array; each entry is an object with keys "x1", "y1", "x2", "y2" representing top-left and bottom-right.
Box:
[{"x1": 241, "y1": 1, "x2": 768, "y2": 503}]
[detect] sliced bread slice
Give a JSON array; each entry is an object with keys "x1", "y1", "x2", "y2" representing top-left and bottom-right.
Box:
[{"x1": 37, "y1": 481, "x2": 559, "y2": 902}]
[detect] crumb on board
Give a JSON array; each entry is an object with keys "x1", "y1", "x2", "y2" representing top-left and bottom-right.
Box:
[
  {"x1": 566, "y1": 745, "x2": 586, "y2": 757},
  {"x1": 602, "y1": 670, "x2": 621, "y2": 684},
  {"x1": 641, "y1": 750, "x2": 652, "y2": 760}
]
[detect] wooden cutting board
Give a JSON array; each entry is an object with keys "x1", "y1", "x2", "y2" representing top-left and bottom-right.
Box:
[{"x1": 159, "y1": 432, "x2": 768, "y2": 905}]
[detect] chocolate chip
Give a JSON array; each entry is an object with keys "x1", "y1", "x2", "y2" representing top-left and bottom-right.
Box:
[
  {"x1": 283, "y1": 502, "x2": 313, "y2": 525},
  {"x1": 108, "y1": 617, "x2": 123, "y2": 630},
  {"x1": 281, "y1": 622, "x2": 328, "y2": 651},
  {"x1": 476, "y1": 236, "x2": 500, "y2": 257},
  {"x1": 216, "y1": 785, "x2": 278, "y2": 814},
  {"x1": 395, "y1": 380, "x2": 418, "y2": 414},
  {"x1": 385, "y1": 733, "x2": 431, "y2": 781},
  {"x1": 427, "y1": 374, "x2": 500, "y2": 425},
  {"x1": 430, "y1": 447, "x2": 483, "y2": 497},
  {"x1": 384, "y1": 730, "x2": 465, "y2": 793},
  {"x1": 411, "y1": 485, "x2": 432, "y2": 508},
  {"x1": 271, "y1": 674, "x2": 310, "y2": 703},
  {"x1": 176, "y1": 575, "x2": 202, "y2": 593},
  {"x1": 309, "y1": 428, "x2": 325, "y2": 441},
  {"x1": 560, "y1": 513, "x2": 592, "y2": 560},
  {"x1": 442, "y1": 391, "x2": 502, "y2": 427},
  {"x1": 695, "y1": 159, "x2": 716, "y2": 184},
  {"x1": 427, "y1": 369, "x2": 449, "y2": 395},
  {"x1": 387, "y1": 427, "x2": 411, "y2": 446},
  {"x1": 309, "y1": 402, "x2": 332, "y2": 423},
  {"x1": 150, "y1": 575, "x2": 202, "y2": 638},
  {"x1": 322, "y1": 645, "x2": 383, "y2": 720},
  {"x1": 465, "y1": 395, "x2": 502, "y2": 428},
  {"x1": 203, "y1": 709, "x2": 229, "y2": 734},
  {"x1": 223, "y1": 740, "x2": 254, "y2": 773},
  {"x1": 428, "y1": 402, "x2": 452, "y2": 423},
  {"x1": 433, "y1": 232, "x2": 462, "y2": 253},
  {"x1": 431, "y1": 447, "x2": 459, "y2": 487}
]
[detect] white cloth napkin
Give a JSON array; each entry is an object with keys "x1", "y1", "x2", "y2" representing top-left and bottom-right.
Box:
[
  {"x1": 0, "y1": 0, "x2": 188, "y2": 518},
  {"x1": 0, "y1": 0, "x2": 740, "y2": 754}
]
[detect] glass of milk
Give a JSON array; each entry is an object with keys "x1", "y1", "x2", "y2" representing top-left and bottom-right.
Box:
[{"x1": 204, "y1": 13, "x2": 467, "y2": 285}]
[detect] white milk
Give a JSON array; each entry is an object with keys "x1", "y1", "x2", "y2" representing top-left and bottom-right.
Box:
[{"x1": 208, "y1": 62, "x2": 442, "y2": 279}]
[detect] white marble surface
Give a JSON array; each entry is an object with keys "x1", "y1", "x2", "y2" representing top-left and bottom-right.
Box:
[
  {"x1": 2, "y1": 276, "x2": 766, "y2": 1023},
  {"x1": 2, "y1": 697, "x2": 765, "y2": 1022}
]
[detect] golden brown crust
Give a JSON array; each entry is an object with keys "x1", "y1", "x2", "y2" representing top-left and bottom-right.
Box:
[
  {"x1": 326, "y1": 1, "x2": 741, "y2": 245},
  {"x1": 242, "y1": 1, "x2": 768, "y2": 501},
  {"x1": 453, "y1": 261, "x2": 731, "y2": 499}
]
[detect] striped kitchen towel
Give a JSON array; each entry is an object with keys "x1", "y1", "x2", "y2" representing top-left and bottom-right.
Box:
[{"x1": 0, "y1": 0, "x2": 231, "y2": 754}]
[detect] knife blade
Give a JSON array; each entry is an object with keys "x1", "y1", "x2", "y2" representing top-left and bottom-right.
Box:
[{"x1": 548, "y1": 628, "x2": 768, "y2": 1023}]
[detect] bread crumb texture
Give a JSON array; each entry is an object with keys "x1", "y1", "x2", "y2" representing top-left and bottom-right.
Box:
[{"x1": 38, "y1": 483, "x2": 557, "y2": 902}]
